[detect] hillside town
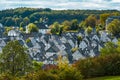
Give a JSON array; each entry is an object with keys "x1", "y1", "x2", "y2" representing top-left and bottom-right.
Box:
[{"x1": 0, "y1": 16, "x2": 119, "y2": 65}]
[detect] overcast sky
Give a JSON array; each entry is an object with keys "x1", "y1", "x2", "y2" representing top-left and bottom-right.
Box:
[{"x1": 0, "y1": 0, "x2": 120, "y2": 10}]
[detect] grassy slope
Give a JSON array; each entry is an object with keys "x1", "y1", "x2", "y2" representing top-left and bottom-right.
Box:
[{"x1": 86, "y1": 76, "x2": 120, "y2": 80}]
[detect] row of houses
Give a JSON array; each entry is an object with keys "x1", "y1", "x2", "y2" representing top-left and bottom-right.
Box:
[{"x1": 0, "y1": 22, "x2": 118, "y2": 64}]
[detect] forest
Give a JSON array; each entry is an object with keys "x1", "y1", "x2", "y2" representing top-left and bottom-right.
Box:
[{"x1": 0, "y1": 7, "x2": 120, "y2": 27}]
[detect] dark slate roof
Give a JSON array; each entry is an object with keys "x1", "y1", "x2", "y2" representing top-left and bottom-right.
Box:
[
  {"x1": 49, "y1": 41, "x2": 55, "y2": 46},
  {"x1": 56, "y1": 38, "x2": 62, "y2": 45},
  {"x1": 39, "y1": 24, "x2": 48, "y2": 29},
  {"x1": 26, "y1": 41, "x2": 33, "y2": 48},
  {"x1": 52, "y1": 45, "x2": 60, "y2": 52},
  {"x1": 3, "y1": 38, "x2": 10, "y2": 43},
  {"x1": 38, "y1": 42, "x2": 46, "y2": 49},
  {"x1": 46, "y1": 45, "x2": 59, "y2": 53},
  {"x1": 34, "y1": 52, "x2": 46, "y2": 61},
  {"x1": 70, "y1": 38, "x2": 76, "y2": 44},
  {"x1": 44, "y1": 36, "x2": 49, "y2": 43},
  {"x1": 46, "y1": 47, "x2": 56, "y2": 52},
  {"x1": 64, "y1": 43, "x2": 72, "y2": 50},
  {"x1": 18, "y1": 40, "x2": 24, "y2": 46}
]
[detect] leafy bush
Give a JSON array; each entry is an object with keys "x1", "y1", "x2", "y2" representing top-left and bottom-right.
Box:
[
  {"x1": 59, "y1": 67, "x2": 82, "y2": 80},
  {"x1": 75, "y1": 54, "x2": 120, "y2": 78},
  {"x1": 24, "y1": 71, "x2": 59, "y2": 80},
  {"x1": 0, "y1": 73, "x2": 19, "y2": 80}
]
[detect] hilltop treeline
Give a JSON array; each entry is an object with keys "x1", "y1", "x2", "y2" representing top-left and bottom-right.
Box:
[{"x1": 0, "y1": 7, "x2": 119, "y2": 27}]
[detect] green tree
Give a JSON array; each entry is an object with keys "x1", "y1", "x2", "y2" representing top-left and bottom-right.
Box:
[
  {"x1": 62, "y1": 20, "x2": 70, "y2": 31},
  {"x1": 58, "y1": 26, "x2": 63, "y2": 36},
  {"x1": 27, "y1": 23, "x2": 38, "y2": 33},
  {"x1": 0, "y1": 40, "x2": 32, "y2": 76},
  {"x1": 50, "y1": 22, "x2": 60, "y2": 34},
  {"x1": 96, "y1": 24, "x2": 102, "y2": 33},
  {"x1": 79, "y1": 21, "x2": 85, "y2": 30},
  {"x1": 23, "y1": 17, "x2": 30, "y2": 25},
  {"x1": 53, "y1": 22, "x2": 60, "y2": 33},
  {"x1": 32, "y1": 61, "x2": 43, "y2": 71},
  {"x1": 70, "y1": 19, "x2": 79, "y2": 30},
  {"x1": 77, "y1": 36, "x2": 83, "y2": 47},
  {"x1": 39, "y1": 18, "x2": 43, "y2": 23},
  {"x1": 57, "y1": 55, "x2": 82, "y2": 80},
  {"x1": 100, "y1": 42, "x2": 118, "y2": 56},
  {"x1": 85, "y1": 26, "x2": 93, "y2": 34},
  {"x1": 13, "y1": 17, "x2": 21, "y2": 26},
  {"x1": 100, "y1": 13, "x2": 111, "y2": 26},
  {"x1": 84, "y1": 15, "x2": 97, "y2": 28},
  {"x1": 4, "y1": 27, "x2": 13, "y2": 35},
  {"x1": 20, "y1": 22, "x2": 25, "y2": 28},
  {"x1": 19, "y1": 27, "x2": 24, "y2": 32},
  {"x1": 106, "y1": 19, "x2": 120, "y2": 36},
  {"x1": 50, "y1": 28, "x2": 56, "y2": 34}
]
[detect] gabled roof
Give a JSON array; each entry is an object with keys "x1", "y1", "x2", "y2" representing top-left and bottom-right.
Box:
[
  {"x1": 26, "y1": 41, "x2": 33, "y2": 48},
  {"x1": 8, "y1": 30, "x2": 21, "y2": 37},
  {"x1": 46, "y1": 45, "x2": 59, "y2": 53},
  {"x1": 64, "y1": 43, "x2": 72, "y2": 50},
  {"x1": 38, "y1": 42, "x2": 46, "y2": 49},
  {"x1": 18, "y1": 40, "x2": 25, "y2": 46},
  {"x1": 72, "y1": 50, "x2": 85, "y2": 61}
]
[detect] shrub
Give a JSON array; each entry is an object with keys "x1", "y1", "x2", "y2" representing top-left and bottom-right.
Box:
[
  {"x1": 75, "y1": 54, "x2": 120, "y2": 78},
  {"x1": 0, "y1": 73, "x2": 19, "y2": 80},
  {"x1": 24, "y1": 70, "x2": 59, "y2": 80},
  {"x1": 59, "y1": 67, "x2": 82, "y2": 80}
]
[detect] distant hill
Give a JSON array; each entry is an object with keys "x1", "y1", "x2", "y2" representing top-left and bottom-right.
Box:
[{"x1": 0, "y1": 7, "x2": 119, "y2": 27}]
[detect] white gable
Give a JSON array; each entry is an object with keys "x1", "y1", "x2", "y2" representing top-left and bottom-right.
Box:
[
  {"x1": 45, "y1": 52, "x2": 56, "y2": 59},
  {"x1": 92, "y1": 35, "x2": 99, "y2": 41},
  {"x1": 112, "y1": 38, "x2": 118, "y2": 44},
  {"x1": 91, "y1": 41, "x2": 97, "y2": 48},
  {"x1": 89, "y1": 50, "x2": 95, "y2": 57},
  {"x1": 98, "y1": 45, "x2": 102, "y2": 51},
  {"x1": 72, "y1": 51, "x2": 84, "y2": 60},
  {"x1": 100, "y1": 31, "x2": 111, "y2": 42},
  {"x1": 45, "y1": 44, "x2": 51, "y2": 51},
  {"x1": 33, "y1": 43, "x2": 41, "y2": 49},
  {"x1": 60, "y1": 37, "x2": 67, "y2": 43},
  {"x1": 79, "y1": 41, "x2": 87, "y2": 50},
  {"x1": 0, "y1": 40, "x2": 6, "y2": 47}
]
